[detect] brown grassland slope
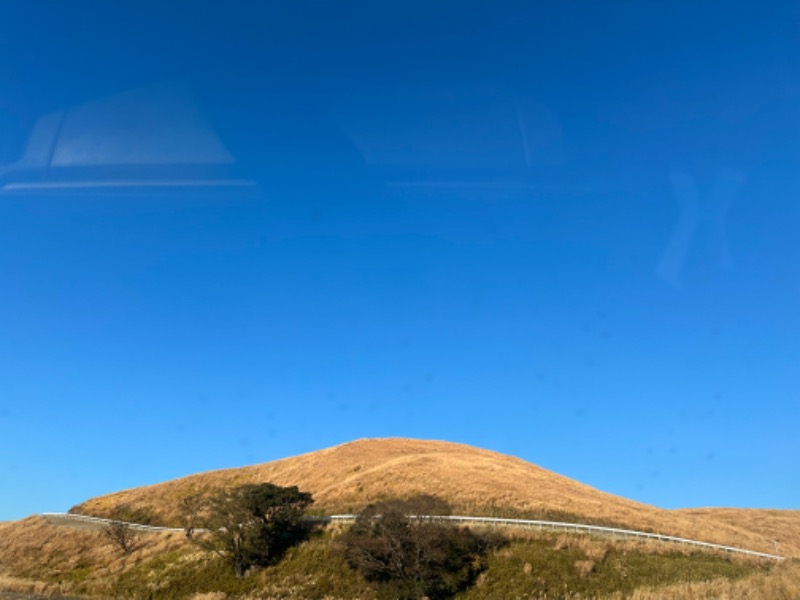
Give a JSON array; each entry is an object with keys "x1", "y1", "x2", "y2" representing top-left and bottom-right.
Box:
[
  {"x1": 675, "y1": 508, "x2": 800, "y2": 559},
  {"x1": 70, "y1": 438, "x2": 799, "y2": 557},
  {"x1": 0, "y1": 516, "x2": 186, "y2": 598}
]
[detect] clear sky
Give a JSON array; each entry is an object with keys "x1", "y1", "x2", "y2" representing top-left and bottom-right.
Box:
[{"x1": 1, "y1": 1, "x2": 798, "y2": 521}]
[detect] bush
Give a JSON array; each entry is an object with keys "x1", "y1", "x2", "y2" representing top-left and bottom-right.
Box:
[{"x1": 338, "y1": 496, "x2": 505, "y2": 600}]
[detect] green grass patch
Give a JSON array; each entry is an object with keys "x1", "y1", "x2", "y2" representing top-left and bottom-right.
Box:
[
  {"x1": 65, "y1": 528, "x2": 768, "y2": 599},
  {"x1": 112, "y1": 549, "x2": 259, "y2": 599},
  {"x1": 457, "y1": 536, "x2": 766, "y2": 599},
  {"x1": 110, "y1": 531, "x2": 375, "y2": 599},
  {"x1": 256, "y1": 532, "x2": 375, "y2": 599}
]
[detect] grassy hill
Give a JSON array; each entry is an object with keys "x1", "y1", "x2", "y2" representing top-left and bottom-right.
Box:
[
  {"x1": 71, "y1": 438, "x2": 799, "y2": 557},
  {"x1": 1, "y1": 438, "x2": 798, "y2": 599}
]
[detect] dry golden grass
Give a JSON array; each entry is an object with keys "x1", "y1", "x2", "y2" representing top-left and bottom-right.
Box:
[
  {"x1": 69, "y1": 438, "x2": 799, "y2": 558},
  {"x1": 610, "y1": 558, "x2": 800, "y2": 600},
  {"x1": 676, "y1": 507, "x2": 800, "y2": 558},
  {"x1": 0, "y1": 516, "x2": 189, "y2": 598}
]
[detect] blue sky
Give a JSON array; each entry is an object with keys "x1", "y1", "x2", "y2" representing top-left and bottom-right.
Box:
[{"x1": 1, "y1": 1, "x2": 798, "y2": 520}]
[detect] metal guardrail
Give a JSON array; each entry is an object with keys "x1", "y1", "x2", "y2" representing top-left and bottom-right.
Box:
[
  {"x1": 436, "y1": 516, "x2": 785, "y2": 561},
  {"x1": 42, "y1": 512, "x2": 784, "y2": 561},
  {"x1": 42, "y1": 512, "x2": 185, "y2": 533}
]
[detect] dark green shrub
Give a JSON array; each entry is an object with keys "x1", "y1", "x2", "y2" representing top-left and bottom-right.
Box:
[
  {"x1": 191, "y1": 482, "x2": 314, "y2": 576},
  {"x1": 338, "y1": 496, "x2": 506, "y2": 600}
]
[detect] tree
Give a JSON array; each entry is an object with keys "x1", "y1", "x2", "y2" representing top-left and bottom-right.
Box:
[
  {"x1": 98, "y1": 503, "x2": 155, "y2": 555},
  {"x1": 338, "y1": 496, "x2": 505, "y2": 600},
  {"x1": 102, "y1": 521, "x2": 139, "y2": 555},
  {"x1": 191, "y1": 483, "x2": 313, "y2": 576},
  {"x1": 179, "y1": 493, "x2": 205, "y2": 538}
]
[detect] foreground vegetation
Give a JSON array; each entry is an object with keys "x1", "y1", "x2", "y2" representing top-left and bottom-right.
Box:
[
  {"x1": 110, "y1": 534, "x2": 775, "y2": 599},
  {"x1": 3, "y1": 516, "x2": 794, "y2": 599}
]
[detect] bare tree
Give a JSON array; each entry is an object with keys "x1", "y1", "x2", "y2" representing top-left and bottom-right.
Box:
[
  {"x1": 102, "y1": 521, "x2": 139, "y2": 555},
  {"x1": 179, "y1": 493, "x2": 206, "y2": 538}
]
